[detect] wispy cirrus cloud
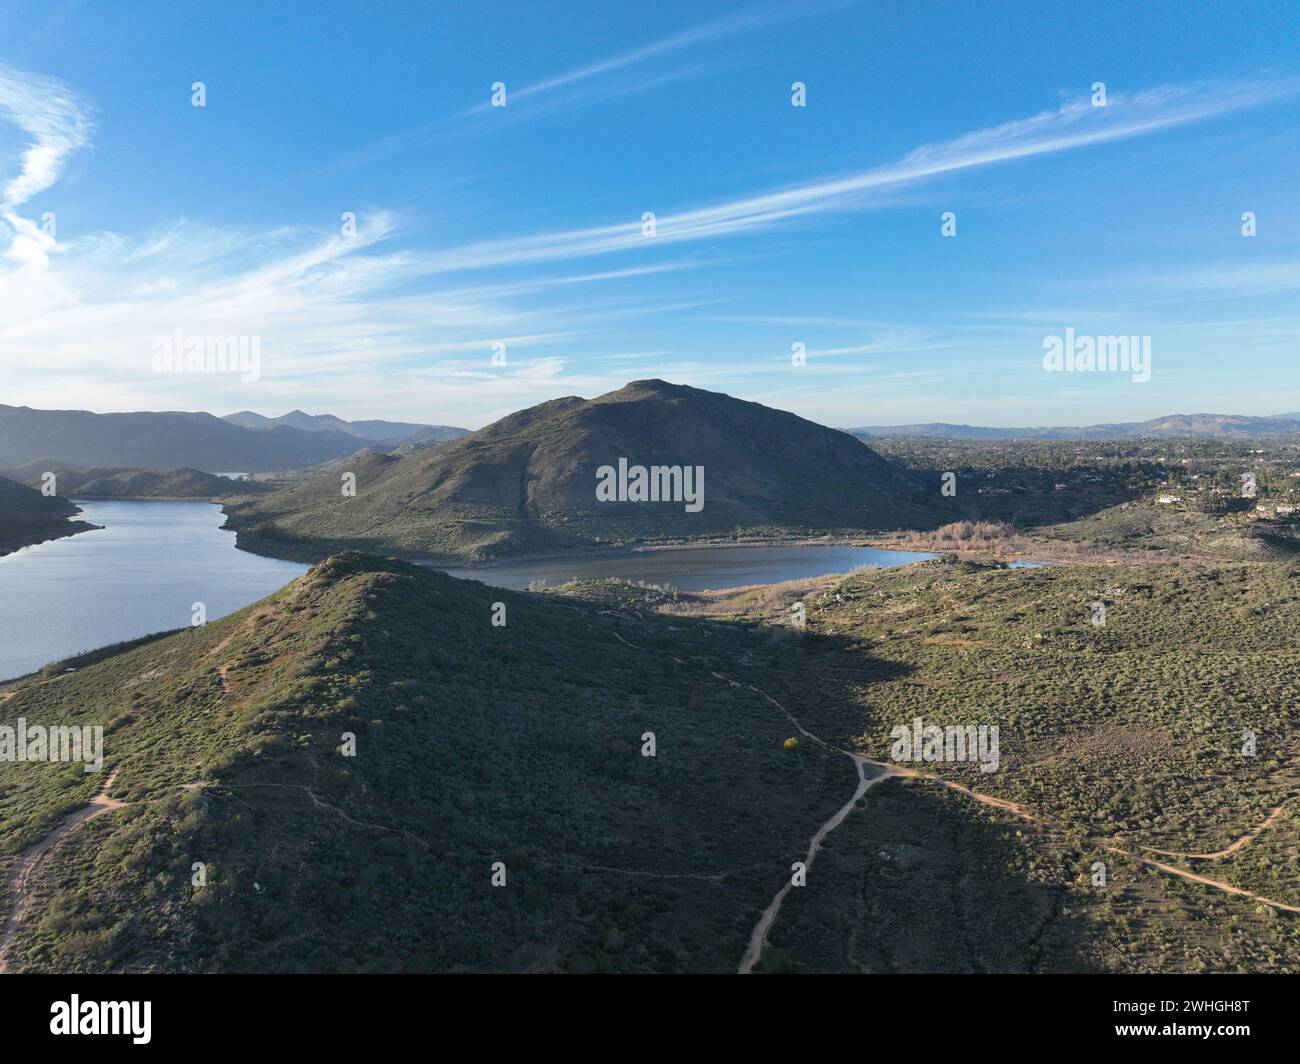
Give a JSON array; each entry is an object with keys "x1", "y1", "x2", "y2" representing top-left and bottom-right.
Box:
[
  {"x1": 396, "y1": 76, "x2": 1300, "y2": 276},
  {"x1": 328, "y1": 1, "x2": 855, "y2": 173},
  {"x1": 0, "y1": 60, "x2": 92, "y2": 269},
  {"x1": 0, "y1": 209, "x2": 709, "y2": 421},
  {"x1": 467, "y1": 0, "x2": 854, "y2": 113},
  {"x1": 2, "y1": 58, "x2": 1296, "y2": 426}
]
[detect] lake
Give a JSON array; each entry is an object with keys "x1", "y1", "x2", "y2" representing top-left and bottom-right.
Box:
[
  {"x1": 0, "y1": 500, "x2": 308, "y2": 681},
  {"x1": 0, "y1": 500, "x2": 1001, "y2": 680},
  {"x1": 443, "y1": 543, "x2": 941, "y2": 591}
]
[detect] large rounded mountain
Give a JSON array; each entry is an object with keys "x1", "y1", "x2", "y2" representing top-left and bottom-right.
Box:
[{"x1": 225, "y1": 380, "x2": 940, "y2": 562}]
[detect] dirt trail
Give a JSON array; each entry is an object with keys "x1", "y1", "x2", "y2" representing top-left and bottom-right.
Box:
[
  {"x1": 1139, "y1": 796, "x2": 1297, "y2": 861},
  {"x1": 1109, "y1": 847, "x2": 1300, "y2": 914},
  {"x1": 888, "y1": 763, "x2": 1300, "y2": 914},
  {"x1": 871, "y1": 755, "x2": 1300, "y2": 914},
  {"x1": 598, "y1": 619, "x2": 1300, "y2": 971},
  {"x1": 733, "y1": 680, "x2": 901, "y2": 973},
  {"x1": 0, "y1": 771, "x2": 126, "y2": 973},
  {"x1": 224, "y1": 782, "x2": 432, "y2": 851},
  {"x1": 739, "y1": 754, "x2": 896, "y2": 974}
]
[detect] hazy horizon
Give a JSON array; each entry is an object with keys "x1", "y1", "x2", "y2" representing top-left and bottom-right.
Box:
[{"x1": 5, "y1": 386, "x2": 1300, "y2": 435}]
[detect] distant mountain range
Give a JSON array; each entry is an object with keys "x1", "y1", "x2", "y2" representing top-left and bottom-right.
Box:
[
  {"x1": 0, "y1": 405, "x2": 466, "y2": 474},
  {"x1": 222, "y1": 410, "x2": 467, "y2": 445},
  {"x1": 225, "y1": 379, "x2": 941, "y2": 563},
  {"x1": 852, "y1": 413, "x2": 1300, "y2": 440}
]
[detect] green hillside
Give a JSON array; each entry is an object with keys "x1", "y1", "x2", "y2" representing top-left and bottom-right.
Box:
[
  {"x1": 34, "y1": 467, "x2": 274, "y2": 500},
  {"x1": 653, "y1": 556, "x2": 1300, "y2": 972},
  {"x1": 224, "y1": 380, "x2": 942, "y2": 563},
  {"x1": 0, "y1": 553, "x2": 851, "y2": 973},
  {"x1": 3, "y1": 552, "x2": 1297, "y2": 973}
]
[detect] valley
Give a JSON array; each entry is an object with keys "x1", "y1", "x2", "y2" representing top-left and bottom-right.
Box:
[{"x1": 1, "y1": 384, "x2": 1297, "y2": 975}]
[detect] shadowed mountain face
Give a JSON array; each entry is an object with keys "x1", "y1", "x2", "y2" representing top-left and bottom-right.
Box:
[
  {"x1": 0, "y1": 475, "x2": 93, "y2": 556},
  {"x1": 222, "y1": 410, "x2": 468, "y2": 446},
  {"x1": 854, "y1": 413, "x2": 1300, "y2": 440},
  {"x1": 224, "y1": 380, "x2": 941, "y2": 562},
  {"x1": 0, "y1": 553, "x2": 852, "y2": 973},
  {"x1": 0, "y1": 405, "x2": 372, "y2": 473}
]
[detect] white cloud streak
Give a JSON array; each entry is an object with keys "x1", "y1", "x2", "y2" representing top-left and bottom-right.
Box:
[
  {"x1": 0, "y1": 61, "x2": 92, "y2": 269},
  {"x1": 0, "y1": 63, "x2": 1295, "y2": 425},
  {"x1": 407, "y1": 77, "x2": 1300, "y2": 276}
]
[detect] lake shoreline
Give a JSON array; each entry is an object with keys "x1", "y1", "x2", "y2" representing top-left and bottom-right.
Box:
[
  {"x1": 0, "y1": 499, "x2": 307, "y2": 681},
  {"x1": 226, "y1": 524, "x2": 947, "y2": 569},
  {"x1": 0, "y1": 519, "x2": 101, "y2": 560},
  {"x1": 228, "y1": 524, "x2": 1087, "y2": 574}
]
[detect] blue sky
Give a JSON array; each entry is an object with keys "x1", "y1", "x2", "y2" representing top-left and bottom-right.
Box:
[{"x1": 0, "y1": 0, "x2": 1297, "y2": 429}]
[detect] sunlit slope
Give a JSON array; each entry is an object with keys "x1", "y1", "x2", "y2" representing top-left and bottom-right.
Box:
[{"x1": 224, "y1": 380, "x2": 941, "y2": 562}]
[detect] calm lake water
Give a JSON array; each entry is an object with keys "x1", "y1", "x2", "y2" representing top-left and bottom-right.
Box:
[
  {"x1": 0, "y1": 500, "x2": 308, "y2": 681},
  {"x1": 443, "y1": 543, "x2": 941, "y2": 591},
  {"x1": 1, "y1": 500, "x2": 1022, "y2": 680}
]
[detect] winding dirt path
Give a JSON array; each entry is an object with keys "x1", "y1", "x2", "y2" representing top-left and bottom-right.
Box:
[
  {"x1": 892, "y1": 767, "x2": 1300, "y2": 915},
  {"x1": 1139, "y1": 796, "x2": 1298, "y2": 861},
  {"x1": 224, "y1": 782, "x2": 432, "y2": 851},
  {"x1": 733, "y1": 680, "x2": 902, "y2": 973},
  {"x1": 732, "y1": 673, "x2": 1300, "y2": 964},
  {"x1": 1108, "y1": 847, "x2": 1300, "y2": 914},
  {"x1": 0, "y1": 771, "x2": 126, "y2": 973},
  {"x1": 739, "y1": 754, "x2": 896, "y2": 973},
  {"x1": 596, "y1": 617, "x2": 1300, "y2": 971}
]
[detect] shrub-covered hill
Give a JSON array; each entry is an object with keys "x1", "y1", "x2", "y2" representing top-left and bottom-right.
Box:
[
  {"x1": 569, "y1": 557, "x2": 1300, "y2": 972},
  {"x1": 223, "y1": 379, "x2": 942, "y2": 563},
  {"x1": 0, "y1": 552, "x2": 853, "y2": 973},
  {"x1": 0, "y1": 474, "x2": 95, "y2": 556},
  {"x1": 764, "y1": 558, "x2": 1300, "y2": 852},
  {"x1": 733, "y1": 557, "x2": 1300, "y2": 971},
  {"x1": 33, "y1": 467, "x2": 274, "y2": 500}
]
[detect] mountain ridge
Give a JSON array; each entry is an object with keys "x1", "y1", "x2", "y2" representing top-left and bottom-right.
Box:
[
  {"x1": 0, "y1": 551, "x2": 850, "y2": 972},
  {"x1": 0, "y1": 405, "x2": 375, "y2": 473},
  {"x1": 222, "y1": 410, "x2": 467, "y2": 445},
  {"x1": 223, "y1": 379, "x2": 942, "y2": 562},
  {"x1": 853, "y1": 412, "x2": 1300, "y2": 440}
]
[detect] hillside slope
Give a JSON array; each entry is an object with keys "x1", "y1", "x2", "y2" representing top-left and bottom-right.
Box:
[
  {"x1": 5, "y1": 553, "x2": 1296, "y2": 973},
  {"x1": 0, "y1": 553, "x2": 852, "y2": 973},
  {"x1": 225, "y1": 380, "x2": 940, "y2": 562},
  {"x1": 583, "y1": 556, "x2": 1300, "y2": 972},
  {"x1": 0, "y1": 475, "x2": 95, "y2": 556},
  {"x1": 33, "y1": 468, "x2": 275, "y2": 500}
]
